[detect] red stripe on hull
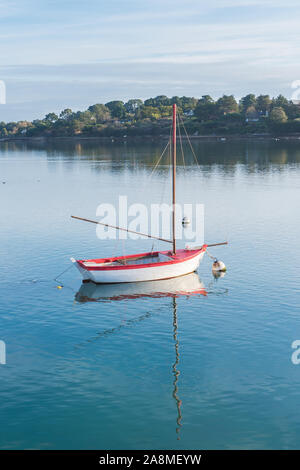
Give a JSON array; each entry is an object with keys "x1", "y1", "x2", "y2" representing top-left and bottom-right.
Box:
[{"x1": 77, "y1": 247, "x2": 207, "y2": 271}]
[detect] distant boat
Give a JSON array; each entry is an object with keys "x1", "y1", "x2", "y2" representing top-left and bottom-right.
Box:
[
  {"x1": 71, "y1": 104, "x2": 227, "y2": 283},
  {"x1": 75, "y1": 272, "x2": 207, "y2": 302}
]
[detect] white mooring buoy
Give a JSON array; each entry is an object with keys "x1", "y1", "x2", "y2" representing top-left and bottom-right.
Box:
[{"x1": 212, "y1": 259, "x2": 226, "y2": 273}]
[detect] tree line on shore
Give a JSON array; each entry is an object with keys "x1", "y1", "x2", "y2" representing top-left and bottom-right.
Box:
[{"x1": 1, "y1": 94, "x2": 300, "y2": 139}]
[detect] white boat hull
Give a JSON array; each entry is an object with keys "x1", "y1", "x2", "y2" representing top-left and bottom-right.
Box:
[{"x1": 72, "y1": 247, "x2": 206, "y2": 284}]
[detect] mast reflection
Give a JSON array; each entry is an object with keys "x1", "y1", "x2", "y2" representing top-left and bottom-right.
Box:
[
  {"x1": 75, "y1": 272, "x2": 207, "y2": 440},
  {"x1": 172, "y1": 296, "x2": 182, "y2": 439}
]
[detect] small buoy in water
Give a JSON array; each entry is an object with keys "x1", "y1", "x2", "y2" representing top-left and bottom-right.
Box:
[
  {"x1": 56, "y1": 285, "x2": 63, "y2": 289},
  {"x1": 212, "y1": 259, "x2": 226, "y2": 273},
  {"x1": 182, "y1": 216, "x2": 190, "y2": 226}
]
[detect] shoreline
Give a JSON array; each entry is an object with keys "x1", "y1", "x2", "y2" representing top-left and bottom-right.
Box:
[{"x1": 1, "y1": 133, "x2": 300, "y2": 143}]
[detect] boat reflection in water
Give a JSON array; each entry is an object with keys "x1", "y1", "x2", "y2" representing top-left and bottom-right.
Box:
[
  {"x1": 75, "y1": 272, "x2": 206, "y2": 302},
  {"x1": 75, "y1": 272, "x2": 206, "y2": 441}
]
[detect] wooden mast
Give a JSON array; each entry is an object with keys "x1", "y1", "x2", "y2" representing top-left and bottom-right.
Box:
[{"x1": 172, "y1": 103, "x2": 177, "y2": 254}]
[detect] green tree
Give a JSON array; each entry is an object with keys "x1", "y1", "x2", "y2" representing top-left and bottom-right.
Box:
[
  {"x1": 170, "y1": 96, "x2": 182, "y2": 107},
  {"x1": 5, "y1": 122, "x2": 18, "y2": 133},
  {"x1": 144, "y1": 96, "x2": 170, "y2": 107},
  {"x1": 240, "y1": 94, "x2": 256, "y2": 113},
  {"x1": 59, "y1": 108, "x2": 73, "y2": 120},
  {"x1": 256, "y1": 95, "x2": 271, "y2": 114},
  {"x1": 105, "y1": 101, "x2": 126, "y2": 119},
  {"x1": 285, "y1": 102, "x2": 300, "y2": 120},
  {"x1": 159, "y1": 105, "x2": 173, "y2": 117},
  {"x1": 136, "y1": 106, "x2": 161, "y2": 120},
  {"x1": 273, "y1": 94, "x2": 289, "y2": 109},
  {"x1": 217, "y1": 95, "x2": 238, "y2": 115},
  {"x1": 200, "y1": 95, "x2": 214, "y2": 104},
  {"x1": 88, "y1": 104, "x2": 111, "y2": 122},
  {"x1": 124, "y1": 99, "x2": 143, "y2": 114},
  {"x1": 44, "y1": 113, "x2": 58, "y2": 123},
  {"x1": 32, "y1": 119, "x2": 46, "y2": 127},
  {"x1": 179, "y1": 96, "x2": 198, "y2": 112},
  {"x1": 269, "y1": 107, "x2": 288, "y2": 123},
  {"x1": 194, "y1": 96, "x2": 216, "y2": 121}
]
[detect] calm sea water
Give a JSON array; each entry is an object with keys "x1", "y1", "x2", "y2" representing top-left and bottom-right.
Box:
[{"x1": 0, "y1": 139, "x2": 300, "y2": 450}]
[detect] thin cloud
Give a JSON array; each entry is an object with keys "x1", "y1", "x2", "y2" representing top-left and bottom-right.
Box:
[{"x1": 1, "y1": 0, "x2": 300, "y2": 121}]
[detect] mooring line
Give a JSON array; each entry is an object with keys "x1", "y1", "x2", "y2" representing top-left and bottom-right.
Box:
[{"x1": 54, "y1": 264, "x2": 74, "y2": 289}]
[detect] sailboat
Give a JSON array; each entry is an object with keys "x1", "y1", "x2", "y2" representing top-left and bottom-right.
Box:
[{"x1": 71, "y1": 104, "x2": 226, "y2": 284}]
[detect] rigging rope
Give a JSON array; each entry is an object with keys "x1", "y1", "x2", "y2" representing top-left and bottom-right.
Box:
[
  {"x1": 149, "y1": 126, "x2": 173, "y2": 252},
  {"x1": 149, "y1": 139, "x2": 170, "y2": 178},
  {"x1": 206, "y1": 248, "x2": 218, "y2": 261},
  {"x1": 178, "y1": 113, "x2": 201, "y2": 169},
  {"x1": 177, "y1": 114, "x2": 186, "y2": 171},
  {"x1": 54, "y1": 264, "x2": 74, "y2": 285},
  {"x1": 152, "y1": 141, "x2": 171, "y2": 254}
]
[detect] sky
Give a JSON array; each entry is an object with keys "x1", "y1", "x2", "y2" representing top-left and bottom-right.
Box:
[{"x1": 0, "y1": 0, "x2": 300, "y2": 121}]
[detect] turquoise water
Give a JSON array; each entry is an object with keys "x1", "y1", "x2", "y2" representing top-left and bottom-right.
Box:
[{"x1": 0, "y1": 139, "x2": 300, "y2": 449}]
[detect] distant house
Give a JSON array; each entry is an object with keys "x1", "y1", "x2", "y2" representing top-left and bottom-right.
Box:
[
  {"x1": 184, "y1": 110, "x2": 194, "y2": 117},
  {"x1": 245, "y1": 108, "x2": 260, "y2": 122}
]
